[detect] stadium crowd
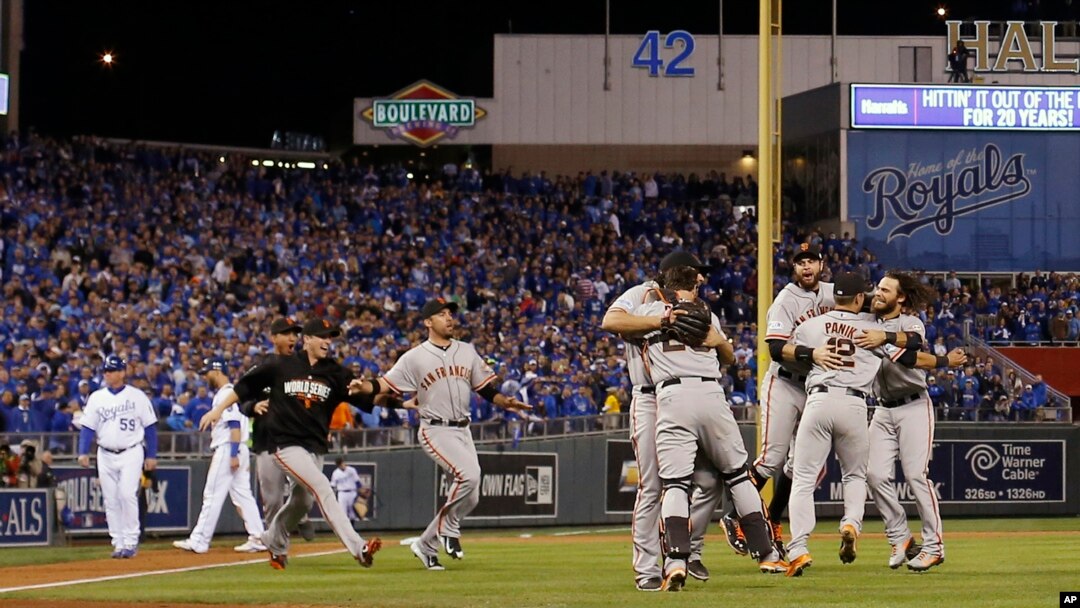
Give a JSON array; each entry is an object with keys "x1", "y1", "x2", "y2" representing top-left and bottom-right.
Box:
[{"x1": 0, "y1": 135, "x2": 1069, "y2": 457}]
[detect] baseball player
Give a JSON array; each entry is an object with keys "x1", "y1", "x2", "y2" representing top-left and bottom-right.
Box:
[
  {"x1": 857, "y1": 271, "x2": 966, "y2": 572},
  {"x1": 330, "y1": 457, "x2": 361, "y2": 524},
  {"x1": 600, "y1": 250, "x2": 714, "y2": 591},
  {"x1": 636, "y1": 266, "x2": 787, "y2": 591},
  {"x1": 77, "y1": 355, "x2": 158, "y2": 558},
  {"x1": 356, "y1": 298, "x2": 531, "y2": 571},
  {"x1": 688, "y1": 243, "x2": 838, "y2": 563},
  {"x1": 174, "y1": 357, "x2": 266, "y2": 554},
  {"x1": 785, "y1": 272, "x2": 960, "y2": 577},
  {"x1": 199, "y1": 317, "x2": 381, "y2": 570},
  {"x1": 250, "y1": 318, "x2": 316, "y2": 541}
]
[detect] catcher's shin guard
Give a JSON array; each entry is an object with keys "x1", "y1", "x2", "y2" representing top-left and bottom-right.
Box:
[
  {"x1": 738, "y1": 512, "x2": 775, "y2": 560},
  {"x1": 662, "y1": 516, "x2": 692, "y2": 559}
]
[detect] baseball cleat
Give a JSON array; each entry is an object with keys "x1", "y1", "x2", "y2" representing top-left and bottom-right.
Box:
[
  {"x1": 786, "y1": 553, "x2": 813, "y2": 577},
  {"x1": 411, "y1": 541, "x2": 445, "y2": 571},
  {"x1": 636, "y1": 576, "x2": 663, "y2": 592},
  {"x1": 771, "y1": 522, "x2": 787, "y2": 560},
  {"x1": 442, "y1": 536, "x2": 464, "y2": 560},
  {"x1": 721, "y1": 514, "x2": 748, "y2": 556},
  {"x1": 298, "y1": 520, "x2": 316, "y2": 541},
  {"x1": 173, "y1": 539, "x2": 208, "y2": 554},
  {"x1": 111, "y1": 549, "x2": 124, "y2": 559},
  {"x1": 269, "y1": 552, "x2": 288, "y2": 570},
  {"x1": 119, "y1": 547, "x2": 137, "y2": 559},
  {"x1": 662, "y1": 567, "x2": 686, "y2": 592},
  {"x1": 839, "y1": 524, "x2": 858, "y2": 564},
  {"x1": 758, "y1": 550, "x2": 788, "y2": 574},
  {"x1": 234, "y1": 540, "x2": 267, "y2": 553},
  {"x1": 357, "y1": 537, "x2": 382, "y2": 568},
  {"x1": 687, "y1": 559, "x2": 710, "y2": 581},
  {"x1": 906, "y1": 551, "x2": 945, "y2": 572},
  {"x1": 889, "y1": 537, "x2": 915, "y2": 569}
]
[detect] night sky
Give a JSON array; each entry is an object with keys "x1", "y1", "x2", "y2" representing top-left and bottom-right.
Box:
[{"x1": 22, "y1": 0, "x2": 1025, "y2": 149}]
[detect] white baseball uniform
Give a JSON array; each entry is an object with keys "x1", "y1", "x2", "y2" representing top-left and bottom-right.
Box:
[
  {"x1": 867, "y1": 313, "x2": 945, "y2": 559},
  {"x1": 81, "y1": 384, "x2": 158, "y2": 553},
  {"x1": 185, "y1": 384, "x2": 265, "y2": 552},
  {"x1": 331, "y1": 465, "x2": 361, "y2": 522}
]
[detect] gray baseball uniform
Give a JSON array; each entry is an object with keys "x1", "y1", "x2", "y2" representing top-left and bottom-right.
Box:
[
  {"x1": 688, "y1": 281, "x2": 834, "y2": 560},
  {"x1": 756, "y1": 281, "x2": 835, "y2": 479},
  {"x1": 637, "y1": 300, "x2": 775, "y2": 576},
  {"x1": 608, "y1": 281, "x2": 664, "y2": 585},
  {"x1": 867, "y1": 313, "x2": 944, "y2": 559},
  {"x1": 383, "y1": 339, "x2": 496, "y2": 559},
  {"x1": 786, "y1": 310, "x2": 899, "y2": 562}
]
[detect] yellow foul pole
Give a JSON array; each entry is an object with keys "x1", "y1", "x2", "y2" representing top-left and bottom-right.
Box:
[{"x1": 756, "y1": 0, "x2": 781, "y2": 501}]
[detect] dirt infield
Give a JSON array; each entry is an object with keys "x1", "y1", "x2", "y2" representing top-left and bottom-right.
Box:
[{"x1": 0, "y1": 540, "x2": 343, "y2": 590}]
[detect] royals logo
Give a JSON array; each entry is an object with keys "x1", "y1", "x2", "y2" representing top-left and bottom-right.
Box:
[
  {"x1": 862, "y1": 143, "x2": 1033, "y2": 242},
  {"x1": 361, "y1": 80, "x2": 487, "y2": 147}
]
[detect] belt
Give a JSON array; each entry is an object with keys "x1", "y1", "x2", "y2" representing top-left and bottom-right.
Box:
[
  {"x1": 778, "y1": 368, "x2": 808, "y2": 384},
  {"x1": 640, "y1": 385, "x2": 656, "y2": 395},
  {"x1": 659, "y1": 377, "x2": 720, "y2": 390},
  {"x1": 808, "y1": 385, "x2": 869, "y2": 400},
  {"x1": 424, "y1": 417, "x2": 470, "y2": 428},
  {"x1": 880, "y1": 393, "x2": 922, "y2": 408},
  {"x1": 99, "y1": 443, "x2": 140, "y2": 455}
]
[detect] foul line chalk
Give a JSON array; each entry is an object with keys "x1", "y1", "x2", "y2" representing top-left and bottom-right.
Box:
[{"x1": 0, "y1": 548, "x2": 346, "y2": 595}]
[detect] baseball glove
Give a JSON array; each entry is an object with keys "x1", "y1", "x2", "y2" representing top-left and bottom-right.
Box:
[{"x1": 659, "y1": 290, "x2": 712, "y2": 347}]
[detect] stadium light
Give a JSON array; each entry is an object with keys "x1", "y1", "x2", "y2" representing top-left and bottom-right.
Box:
[
  {"x1": 262, "y1": 160, "x2": 274, "y2": 167},
  {"x1": 297, "y1": 161, "x2": 316, "y2": 169},
  {"x1": 218, "y1": 156, "x2": 225, "y2": 163},
  {"x1": 742, "y1": 149, "x2": 755, "y2": 159},
  {"x1": 100, "y1": 51, "x2": 116, "y2": 67},
  {"x1": 406, "y1": 172, "x2": 414, "y2": 179},
  {"x1": 251, "y1": 160, "x2": 259, "y2": 167},
  {"x1": 936, "y1": 6, "x2": 947, "y2": 18}
]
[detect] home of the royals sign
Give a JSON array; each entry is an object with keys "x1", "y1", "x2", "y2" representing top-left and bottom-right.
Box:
[{"x1": 360, "y1": 80, "x2": 487, "y2": 147}]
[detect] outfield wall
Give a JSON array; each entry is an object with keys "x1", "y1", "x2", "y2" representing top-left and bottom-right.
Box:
[{"x1": 19, "y1": 424, "x2": 1077, "y2": 545}]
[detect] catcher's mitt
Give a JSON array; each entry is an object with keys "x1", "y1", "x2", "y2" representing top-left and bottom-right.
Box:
[{"x1": 659, "y1": 290, "x2": 711, "y2": 347}]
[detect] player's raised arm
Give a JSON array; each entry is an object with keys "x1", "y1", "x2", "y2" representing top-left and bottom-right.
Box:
[{"x1": 198, "y1": 387, "x2": 240, "y2": 431}]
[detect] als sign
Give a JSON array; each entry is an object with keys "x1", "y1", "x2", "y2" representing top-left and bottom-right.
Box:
[
  {"x1": 361, "y1": 80, "x2": 486, "y2": 147},
  {"x1": 852, "y1": 84, "x2": 1080, "y2": 130}
]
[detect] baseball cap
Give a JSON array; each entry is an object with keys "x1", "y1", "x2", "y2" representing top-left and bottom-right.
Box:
[
  {"x1": 302, "y1": 317, "x2": 342, "y2": 338},
  {"x1": 102, "y1": 355, "x2": 126, "y2": 372},
  {"x1": 198, "y1": 357, "x2": 227, "y2": 374},
  {"x1": 420, "y1": 297, "x2": 459, "y2": 319},
  {"x1": 270, "y1": 317, "x2": 302, "y2": 335},
  {"x1": 792, "y1": 243, "x2": 824, "y2": 263},
  {"x1": 659, "y1": 251, "x2": 710, "y2": 272},
  {"x1": 833, "y1": 272, "x2": 868, "y2": 297}
]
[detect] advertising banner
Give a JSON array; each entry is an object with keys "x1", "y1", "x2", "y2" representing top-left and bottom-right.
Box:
[
  {"x1": 815, "y1": 439, "x2": 1065, "y2": 504},
  {"x1": 53, "y1": 466, "x2": 191, "y2": 533},
  {"x1": 0, "y1": 489, "x2": 52, "y2": 547},
  {"x1": 308, "y1": 461, "x2": 377, "y2": 521},
  {"x1": 436, "y1": 452, "x2": 557, "y2": 519},
  {"x1": 847, "y1": 130, "x2": 1080, "y2": 270},
  {"x1": 605, "y1": 440, "x2": 639, "y2": 514}
]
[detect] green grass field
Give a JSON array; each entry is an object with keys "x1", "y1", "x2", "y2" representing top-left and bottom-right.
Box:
[{"x1": 3, "y1": 518, "x2": 1079, "y2": 607}]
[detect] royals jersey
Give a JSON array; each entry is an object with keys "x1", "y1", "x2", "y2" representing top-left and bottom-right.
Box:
[
  {"x1": 209, "y1": 383, "x2": 251, "y2": 449},
  {"x1": 608, "y1": 281, "x2": 660, "y2": 387},
  {"x1": 765, "y1": 282, "x2": 835, "y2": 378},
  {"x1": 794, "y1": 310, "x2": 900, "y2": 394},
  {"x1": 383, "y1": 340, "x2": 496, "y2": 421},
  {"x1": 873, "y1": 313, "x2": 928, "y2": 399},
  {"x1": 81, "y1": 384, "x2": 158, "y2": 451},
  {"x1": 330, "y1": 465, "x2": 361, "y2": 493},
  {"x1": 636, "y1": 300, "x2": 726, "y2": 385}
]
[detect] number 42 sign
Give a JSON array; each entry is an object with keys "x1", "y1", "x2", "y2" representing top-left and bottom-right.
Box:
[{"x1": 632, "y1": 30, "x2": 696, "y2": 77}]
